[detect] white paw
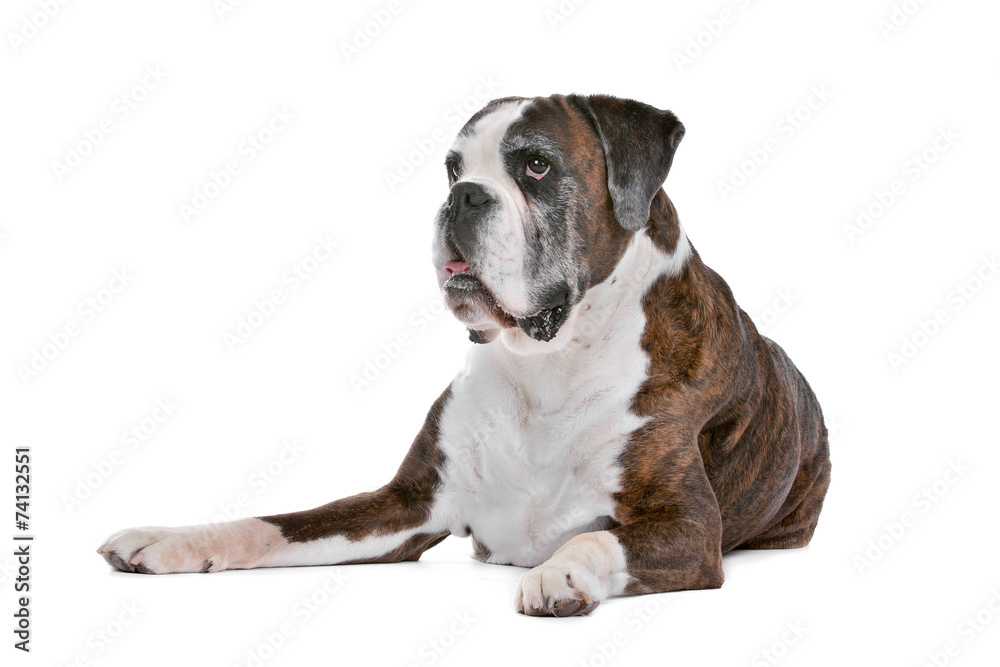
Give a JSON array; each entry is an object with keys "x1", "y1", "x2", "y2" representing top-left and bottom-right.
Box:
[
  {"x1": 514, "y1": 557, "x2": 605, "y2": 617},
  {"x1": 97, "y1": 525, "x2": 228, "y2": 574}
]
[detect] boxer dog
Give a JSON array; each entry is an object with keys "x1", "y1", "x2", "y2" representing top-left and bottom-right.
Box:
[{"x1": 99, "y1": 94, "x2": 831, "y2": 617}]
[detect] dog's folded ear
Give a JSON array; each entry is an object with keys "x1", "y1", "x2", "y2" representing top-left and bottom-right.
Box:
[{"x1": 569, "y1": 94, "x2": 685, "y2": 232}]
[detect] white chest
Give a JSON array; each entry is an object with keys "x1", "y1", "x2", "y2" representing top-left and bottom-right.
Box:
[
  {"x1": 439, "y1": 368, "x2": 644, "y2": 565},
  {"x1": 432, "y1": 233, "x2": 678, "y2": 566}
]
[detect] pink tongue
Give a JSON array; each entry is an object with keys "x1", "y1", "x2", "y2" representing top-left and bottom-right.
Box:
[{"x1": 445, "y1": 261, "x2": 471, "y2": 275}]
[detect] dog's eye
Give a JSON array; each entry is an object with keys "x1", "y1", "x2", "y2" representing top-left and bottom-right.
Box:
[
  {"x1": 447, "y1": 162, "x2": 460, "y2": 181},
  {"x1": 525, "y1": 158, "x2": 550, "y2": 180}
]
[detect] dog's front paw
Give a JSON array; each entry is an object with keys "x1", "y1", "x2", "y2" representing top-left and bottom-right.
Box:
[
  {"x1": 97, "y1": 525, "x2": 230, "y2": 575},
  {"x1": 514, "y1": 559, "x2": 603, "y2": 617}
]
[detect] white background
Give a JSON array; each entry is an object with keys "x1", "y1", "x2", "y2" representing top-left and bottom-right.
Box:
[{"x1": 2, "y1": 0, "x2": 999, "y2": 665}]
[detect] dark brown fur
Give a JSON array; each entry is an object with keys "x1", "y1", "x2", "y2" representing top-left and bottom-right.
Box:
[
  {"x1": 610, "y1": 191, "x2": 830, "y2": 594},
  {"x1": 258, "y1": 387, "x2": 453, "y2": 558},
  {"x1": 517, "y1": 95, "x2": 635, "y2": 292}
]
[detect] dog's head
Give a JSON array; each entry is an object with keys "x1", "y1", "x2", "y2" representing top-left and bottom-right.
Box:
[{"x1": 432, "y1": 94, "x2": 685, "y2": 352}]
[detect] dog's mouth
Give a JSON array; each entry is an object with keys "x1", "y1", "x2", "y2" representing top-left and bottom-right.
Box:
[
  {"x1": 441, "y1": 257, "x2": 569, "y2": 344},
  {"x1": 442, "y1": 260, "x2": 494, "y2": 301},
  {"x1": 441, "y1": 259, "x2": 515, "y2": 341}
]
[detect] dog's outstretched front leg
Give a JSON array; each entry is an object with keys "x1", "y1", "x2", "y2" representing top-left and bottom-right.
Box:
[{"x1": 98, "y1": 389, "x2": 453, "y2": 574}]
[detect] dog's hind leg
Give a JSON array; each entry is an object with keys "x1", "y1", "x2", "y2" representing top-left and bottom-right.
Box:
[{"x1": 736, "y1": 455, "x2": 831, "y2": 550}]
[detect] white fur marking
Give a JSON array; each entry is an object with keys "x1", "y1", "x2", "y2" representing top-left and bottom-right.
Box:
[
  {"x1": 448, "y1": 101, "x2": 534, "y2": 315},
  {"x1": 98, "y1": 519, "x2": 286, "y2": 573},
  {"x1": 514, "y1": 531, "x2": 629, "y2": 613}
]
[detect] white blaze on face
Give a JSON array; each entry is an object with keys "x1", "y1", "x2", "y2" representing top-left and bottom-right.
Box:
[{"x1": 446, "y1": 100, "x2": 533, "y2": 316}]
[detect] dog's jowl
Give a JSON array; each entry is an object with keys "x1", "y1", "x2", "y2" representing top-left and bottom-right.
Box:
[{"x1": 99, "y1": 94, "x2": 831, "y2": 617}]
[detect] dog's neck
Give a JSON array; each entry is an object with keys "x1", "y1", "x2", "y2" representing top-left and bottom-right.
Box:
[{"x1": 479, "y1": 219, "x2": 692, "y2": 412}]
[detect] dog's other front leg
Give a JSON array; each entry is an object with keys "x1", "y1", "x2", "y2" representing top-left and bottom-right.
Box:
[
  {"x1": 513, "y1": 517, "x2": 723, "y2": 617},
  {"x1": 515, "y1": 443, "x2": 724, "y2": 616},
  {"x1": 98, "y1": 389, "x2": 453, "y2": 574}
]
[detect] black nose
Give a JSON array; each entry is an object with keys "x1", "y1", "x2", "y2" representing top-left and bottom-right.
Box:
[
  {"x1": 451, "y1": 181, "x2": 492, "y2": 209},
  {"x1": 449, "y1": 182, "x2": 496, "y2": 253}
]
